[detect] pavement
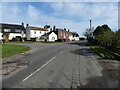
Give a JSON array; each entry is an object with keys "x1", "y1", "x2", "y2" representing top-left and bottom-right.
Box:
[{"x1": 2, "y1": 41, "x2": 119, "y2": 88}]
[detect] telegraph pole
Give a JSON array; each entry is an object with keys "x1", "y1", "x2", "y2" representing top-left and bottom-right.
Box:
[
  {"x1": 90, "y1": 19, "x2": 92, "y2": 31},
  {"x1": 90, "y1": 19, "x2": 94, "y2": 44}
]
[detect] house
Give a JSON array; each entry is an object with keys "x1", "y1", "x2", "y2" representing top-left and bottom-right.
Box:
[
  {"x1": 0, "y1": 23, "x2": 25, "y2": 41},
  {"x1": 26, "y1": 24, "x2": 48, "y2": 41},
  {"x1": 41, "y1": 31, "x2": 57, "y2": 42},
  {"x1": 53, "y1": 28, "x2": 71, "y2": 40},
  {"x1": 70, "y1": 32, "x2": 79, "y2": 41},
  {"x1": 69, "y1": 33, "x2": 74, "y2": 41}
]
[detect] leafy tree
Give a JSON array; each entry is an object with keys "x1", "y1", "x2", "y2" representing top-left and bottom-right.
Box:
[
  {"x1": 93, "y1": 24, "x2": 111, "y2": 36},
  {"x1": 93, "y1": 26, "x2": 104, "y2": 36},
  {"x1": 115, "y1": 30, "x2": 120, "y2": 48},
  {"x1": 101, "y1": 24, "x2": 111, "y2": 31},
  {"x1": 84, "y1": 27, "x2": 94, "y2": 39},
  {"x1": 97, "y1": 31, "x2": 115, "y2": 48}
]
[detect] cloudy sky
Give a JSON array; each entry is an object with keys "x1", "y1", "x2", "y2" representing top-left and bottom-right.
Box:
[{"x1": 1, "y1": 1, "x2": 118, "y2": 36}]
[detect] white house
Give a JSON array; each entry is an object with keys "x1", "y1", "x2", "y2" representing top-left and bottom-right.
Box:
[
  {"x1": 0, "y1": 28, "x2": 3, "y2": 40},
  {"x1": 41, "y1": 32, "x2": 57, "y2": 42},
  {"x1": 0, "y1": 23, "x2": 25, "y2": 41},
  {"x1": 69, "y1": 33, "x2": 74, "y2": 41},
  {"x1": 70, "y1": 32, "x2": 79, "y2": 41},
  {"x1": 26, "y1": 24, "x2": 48, "y2": 41}
]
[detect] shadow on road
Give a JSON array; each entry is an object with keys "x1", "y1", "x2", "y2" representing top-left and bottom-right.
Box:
[
  {"x1": 69, "y1": 41, "x2": 95, "y2": 56},
  {"x1": 80, "y1": 70, "x2": 118, "y2": 88},
  {"x1": 71, "y1": 48, "x2": 95, "y2": 56}
]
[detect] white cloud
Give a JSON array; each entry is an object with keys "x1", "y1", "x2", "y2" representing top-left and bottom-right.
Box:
[
  {"x1": 28, "y1": 5, "x2": 40, "y2": 23},
  {"x1": 51, "y1": 2, "x2": 64, "y2": 11},
  {"x1": 2, "y1": 2, "x2": 118, "y2": 37}
]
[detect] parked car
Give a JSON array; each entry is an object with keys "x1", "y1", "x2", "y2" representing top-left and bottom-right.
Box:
[
  {"x1": 63, "y1": 39, "x2": 70, "y2": 42},
  {"x1": 55, "y1": 39, "x2": 64, "y2": 42}
]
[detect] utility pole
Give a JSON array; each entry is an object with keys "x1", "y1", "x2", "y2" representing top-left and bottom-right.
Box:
[
  {"x1": 90, "y1": 19, "x2": 92, "y2": 32},
  {"x1": 90, "y1": 19, "x2": 94, "y2": 44}
]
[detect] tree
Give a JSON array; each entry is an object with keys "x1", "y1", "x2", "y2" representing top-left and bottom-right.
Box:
[
  {"x1": 97, "y1": 31, "x2": 115, "y2": 48},
  {"x1": 93, "y1": 26, "x2": 104, "y2": 36},
  {"x1": 114, "y1": 30, "x2": 120, "y2": 48},
  {"x1": 83, "y1": 27, "x2": 94, "y2": 44},
  {"x1": 84, "y1": 27, "x2": 94, "y2": 39},
  {"x1": 101, "y1": 24, "x2": 111, "y2": 32},
  {"x1": 93, "y1": 24, "x2": 112, "y2": 46},
  {"x1": 93, "y1": 24, "x2": 111, "y2": 36}
]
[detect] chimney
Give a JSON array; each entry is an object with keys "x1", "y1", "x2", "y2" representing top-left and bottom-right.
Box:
[
  {"x1": 26, "y1": 24, "x2": 29, "y2": 27},
  {"x1": 68, "y1": 30, "x2": 70, "y2": 32},
  {"x1": 53, "y1": 25, "x2": 56, "y2": 31},
  {"x1": 64, "y1": 28, "x2": 66, "y2": 31},
  {"x1": 21, "y1": 22, "x2": 24, "y2": 26},
  {"x1": 50, "y1": 28, "x2": 52, "y2": 31}
]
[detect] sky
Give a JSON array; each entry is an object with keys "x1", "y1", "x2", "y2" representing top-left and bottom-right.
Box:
[{"x1": 0, "y1": 1, "x2": 119, "y2": 37}]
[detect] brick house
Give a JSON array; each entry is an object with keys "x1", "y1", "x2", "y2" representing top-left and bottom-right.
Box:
[{"x1": 53, "y1": 28, "x2": 71, "y2": 40}]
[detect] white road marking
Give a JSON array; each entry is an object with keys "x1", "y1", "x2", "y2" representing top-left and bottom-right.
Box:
[
  {"x1": 22, "y1": 56, "x2": 56, "y2": 81},
  {"x1": 59, "y1": 51, "x2": 64, "y2": 54}
]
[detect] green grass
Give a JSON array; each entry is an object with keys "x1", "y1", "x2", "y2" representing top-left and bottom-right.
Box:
[
  {"x1": 1, "y1": 44, "x2": 31, "y2": 58},
  {"x1": 90, "y1": 46, "x2": 120, "y2": 60},
  {"x1": 4, "y1": 41, "x2": 62, "y2": 44}
]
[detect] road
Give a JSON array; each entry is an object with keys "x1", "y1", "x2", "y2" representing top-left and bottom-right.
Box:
[{"x1": 2, "y1": 41, "x2": 118, "y2": 88}]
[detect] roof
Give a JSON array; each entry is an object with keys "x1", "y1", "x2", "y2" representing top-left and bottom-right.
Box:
[
  {"x1": 56, "y1": 28, "x2": 68, "y2": 32},
  {"x1": 70, "y1": 32, "x2": 79, "y2": 37},
  {"x1": 42, "y1": 31, "x2": 53, "y2": 36},
  {"x1": 0, "y1": 23, "x2": 25, "y2": 29},
  {"x1": 28, "y1": 26, "x2": 48, "y2": 31}
]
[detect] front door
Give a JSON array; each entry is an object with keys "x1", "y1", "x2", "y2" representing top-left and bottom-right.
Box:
[{"x1": 5, "y1": 35, "x2": 9, "y2": 41}]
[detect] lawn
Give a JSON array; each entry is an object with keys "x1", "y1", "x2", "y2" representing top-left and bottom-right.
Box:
[
  {"x1": 1, "y1": 44, "x2": 31, "y2": 58},
  {"x1": 90, "y1": 46, "x2": 120, "y2": 60},
  {"x1": 4, "y1": 41, "x2": 62, "y2": 44}
]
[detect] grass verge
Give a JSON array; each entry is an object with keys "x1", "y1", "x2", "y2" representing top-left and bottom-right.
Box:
[
  {"x1": 1, "y1": 44, "x2": 31, "y2": 58},
  {"x1": 90, "y1": 46, "x2": 120, "y2": 60},
  {"x1": 4, "y1": 41, "x2": 62, "y2": 44}
]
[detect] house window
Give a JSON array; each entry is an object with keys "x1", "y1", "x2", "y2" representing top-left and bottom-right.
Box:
[
  {"x1": 15, "y1": 29, "x2": 21, "y2": 32},
  {"x1": 66, "y1": 33, "x2": 68, "y2": 36},
  {"x1": 4, "y1": 29, "x2": 10, "y2": 32},
  {"x1": 61, "y1": 32, "x2": 62, "y2": 36},
  {"x1": 34, "y1": 31, "x2": 36, "y2": 34},
  {"x1": 52, "y1": 37, "x2": 55, "y2": 40}
]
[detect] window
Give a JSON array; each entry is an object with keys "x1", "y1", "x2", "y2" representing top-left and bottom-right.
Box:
[
  {"x1": 52, "y1": 37, "x2": 55, "y2": 40},
  {"x1": 66, "y1": 33, "x2": 68, "y2": 36},
  {"x1": 15, "y1": 29, "x2": 21, "y2": 32},
  {"x1": 61, "y1": 32, "x2": 62, "y2": 36},
  {"x1": 4, "y1": 29, "x2": 10, "y2": 32},
  {"x1": 40, "y1": 31, "x2": 41, "y2": 34}
]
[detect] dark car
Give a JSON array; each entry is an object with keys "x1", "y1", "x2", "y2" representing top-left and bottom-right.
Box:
[
  {"x1": 55, "y1": 39, "x2": 64, "y2": 42},
  {"x1": 63, "y1": 39, "x2": 70, "y2": 42}
]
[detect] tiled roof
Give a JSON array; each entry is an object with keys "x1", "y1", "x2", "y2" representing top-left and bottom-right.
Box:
[
  {"x1": 56, "y1": 28, "x2": 68, "y2": 32},
  {"x1": 28, "y1": 26, "x2": 48, "y2": 31},
  {"x1": 42, "y1": 32, "x2": 52, "y2": 36}
]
